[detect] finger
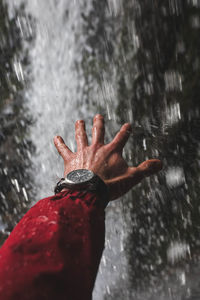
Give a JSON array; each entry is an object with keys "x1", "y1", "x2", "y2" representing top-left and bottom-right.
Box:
[
  {"x1": 109, "y1": 123, "x2": 132, "y2": 152},
  {"x1": 106, "y1": 159, "x2": 162, "y2": 200},
  {"x1": 92, "y1": 114, "x2": 105, "y2": 145},
  {"x1": 75, "y1": 120, "x2": 88, "y2": 151},
  {"x1": 106, "y1": 168, "x2": 143, "y2": 200},
  {"x1": 127, "y1": 159, "x2": 162, "y2": 185},
  {"x1": 54, "y1": 136, "x2": 73, "y2": 159},
  {"x1": 135, "y1": 159, "x2": 163, "y2": 177}
]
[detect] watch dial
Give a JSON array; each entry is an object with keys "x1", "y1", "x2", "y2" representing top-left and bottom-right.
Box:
[{"x1": 67, "y1": 169, "x2": 94, "y2": 183}]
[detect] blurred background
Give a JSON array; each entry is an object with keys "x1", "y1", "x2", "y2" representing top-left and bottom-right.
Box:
[{"x1": 1, "y1": 0, "x2": 200, "y2": 299}]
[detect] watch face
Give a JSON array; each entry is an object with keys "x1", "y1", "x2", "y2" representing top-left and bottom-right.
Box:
[{"x1": 67, "y1": 169, "x2": 94, "y2": 184}]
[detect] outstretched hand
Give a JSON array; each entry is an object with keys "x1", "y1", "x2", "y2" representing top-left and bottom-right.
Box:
[{"x1": 54, "y1": 114, "x2": 162, "y2": 201}]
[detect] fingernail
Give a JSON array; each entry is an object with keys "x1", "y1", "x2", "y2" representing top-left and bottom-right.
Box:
[
  {"x1": 56, "y1": 136, "x2": 63, "y2": 143},
  {"x1": 77, "y1": 120, "x2": 84, "y2": 124},
  {"x1": 94, "y1": 114, "x2": 104, "y2": 120},
  {"x1": 124, "y1": 123, "x2": 132, "y2": 132}
]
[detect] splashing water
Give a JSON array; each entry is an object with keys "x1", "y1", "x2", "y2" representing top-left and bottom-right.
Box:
[
  {"x1": 3, "y1": 0, "x2": 200, "y2": 299},
  {"x1": 7, "y1": 1, "x2": 132, "y2": 299}
]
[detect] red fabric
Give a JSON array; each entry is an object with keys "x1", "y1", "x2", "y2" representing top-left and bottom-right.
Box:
[{"x1": 0, "y1": 190, "x2": 106, "y2": 300}]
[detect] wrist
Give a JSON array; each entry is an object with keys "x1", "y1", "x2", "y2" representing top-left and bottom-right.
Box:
[{"x1": 54, "y1": 169, "x2": 109, "y2": 204}]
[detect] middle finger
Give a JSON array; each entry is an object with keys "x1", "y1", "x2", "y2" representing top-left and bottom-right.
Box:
[
  {"x1": 92, "y1": 114, "x2": 105, "y2": 145},
  {"x1": 75, "y1": 120, "x2": 88, "y2": 151}
]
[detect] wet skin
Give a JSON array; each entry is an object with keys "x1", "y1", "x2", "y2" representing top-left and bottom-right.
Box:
[{"x1": 54, "y1": 114, "x2": 162, "y2": 201}]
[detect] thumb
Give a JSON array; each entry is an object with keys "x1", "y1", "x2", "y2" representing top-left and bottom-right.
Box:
[
  {"x1": 106, "y1": 159, "x2": 162, "y2": 201},
  {"x1": 53, "y1": 136, "x2": 73, "y2": 159},
  {"x1": 136, "y1": 159, "x2": 163, "y2": 177}
]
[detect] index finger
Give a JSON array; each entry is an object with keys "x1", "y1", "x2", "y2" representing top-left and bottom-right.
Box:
[
  {"x1": 54, "y1": 136, "x2": 73, "y2": 159},
  {"x1": 108, "y1": 123, "x2": 132, "y2": 152}
]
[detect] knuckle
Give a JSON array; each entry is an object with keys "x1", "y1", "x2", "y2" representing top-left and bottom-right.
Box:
[
  {"x1": 91, "y1": 143, "x2": 102, "y2": 151},
  {"x1": 93, "y1": 124, "x2": 105, "y2": 131}
]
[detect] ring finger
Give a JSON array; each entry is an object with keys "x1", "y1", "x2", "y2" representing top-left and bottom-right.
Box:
[{"x1": 75, "y1": 120, "x2": 88, "y2": 151}]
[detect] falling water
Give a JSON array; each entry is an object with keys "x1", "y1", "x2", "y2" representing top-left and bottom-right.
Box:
[
  {"x1": 8, "y1": 0, "x2": 93, "y2": 199},
  {"x1": 1, "y1": 0, "x2": 200, "y2": 299},
  {"x1": 6, "y1": 1, "x2": 132, "y2": 299}
]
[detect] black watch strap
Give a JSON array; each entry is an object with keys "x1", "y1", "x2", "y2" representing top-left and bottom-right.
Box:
[
  {"x1": 54, "y1": 174, "x2": 109, "y2": 206},
  {"x1": 54, "y1": 178, "x2": 66, "y2": 194}
]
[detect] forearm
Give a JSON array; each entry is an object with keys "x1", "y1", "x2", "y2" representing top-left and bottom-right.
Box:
[{"x1": 0, "y1": 190, "x2": 106, "y2": 300}]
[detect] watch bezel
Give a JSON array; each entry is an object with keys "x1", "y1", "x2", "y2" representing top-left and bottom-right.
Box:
[
  {"x1": 64, "y1": 169, "x2": 95, "y2": 186},
  {"x1": 54, "y1": 169, "x2": 109, "y2": 206}
]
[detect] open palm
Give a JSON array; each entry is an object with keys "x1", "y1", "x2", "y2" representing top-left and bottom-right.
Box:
[{"x1": 54, "y1": 114, "x2": 162, "y2": 200}]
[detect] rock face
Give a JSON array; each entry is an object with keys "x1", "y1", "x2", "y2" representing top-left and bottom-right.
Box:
[
  {"x1": 76, "y1": 1, "x2": 200, "y2": 299},
  {"x1": 0, "y1": 1, "x2": 34, "y2": 242},
  {"x1": 1, "y1": 0, "x2": 200, "y2": 299}
]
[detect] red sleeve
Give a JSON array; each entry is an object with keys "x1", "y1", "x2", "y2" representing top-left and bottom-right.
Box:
[{"x1": 0, "y1": 190, "x2": 107, "y2": 300}]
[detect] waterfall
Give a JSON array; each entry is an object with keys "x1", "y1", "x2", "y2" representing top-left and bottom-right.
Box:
[
  {"x1": 7, "y1": 1, "x2": 131, "y2": 299},
  {"x1": 6, "y1": 1, "x2": 200, "y2": 299}
]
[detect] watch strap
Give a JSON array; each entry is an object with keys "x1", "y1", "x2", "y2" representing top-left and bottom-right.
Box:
[{"x1": 54, "y1": 174, "x2": 109, "y2": 207}]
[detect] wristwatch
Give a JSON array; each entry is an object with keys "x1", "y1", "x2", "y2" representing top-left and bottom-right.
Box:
[{"x1": 54, "y1": 169, "x2": 109, "y2": 202}]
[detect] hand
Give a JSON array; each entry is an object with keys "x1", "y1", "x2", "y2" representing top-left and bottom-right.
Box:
[{"x1": 54, "y1": 114, "x2": 162, "y2": 201}]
